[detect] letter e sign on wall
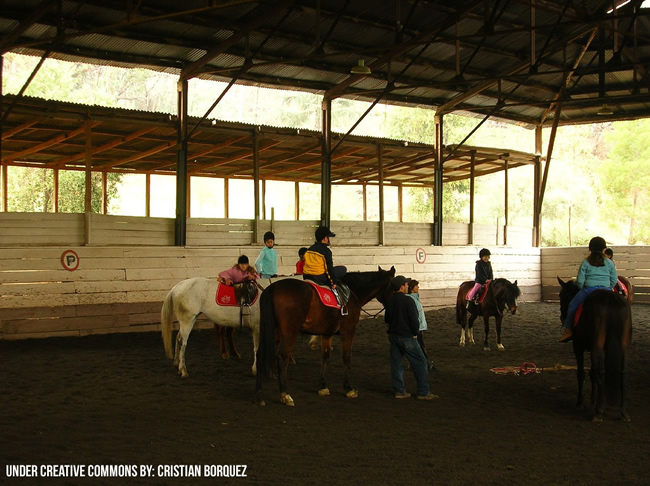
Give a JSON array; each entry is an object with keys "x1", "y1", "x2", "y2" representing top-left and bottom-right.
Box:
[{"x1": 61, "y1": 250, "x2": 80, "y2": 271}]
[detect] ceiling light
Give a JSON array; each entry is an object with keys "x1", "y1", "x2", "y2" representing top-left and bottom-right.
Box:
[
  {"x1": 597, "y1": 104, "x2": 614, "y2": 116},
  {"x1": 350, "y1": 59, "x2": 371, "y2": 75}
]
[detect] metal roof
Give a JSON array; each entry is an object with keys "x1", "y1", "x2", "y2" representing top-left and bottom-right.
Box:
[
  {"x1": 1, "y1": 95, "x2": 536, "y2": 185},
  {"x1": 1, "y1": 0, "x2": 649, "y2": 127}
]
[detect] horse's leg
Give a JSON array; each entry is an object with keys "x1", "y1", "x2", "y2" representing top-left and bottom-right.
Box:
[
  {"x1": 317, "y1": 336, "x2": 333, "y2": 396},
  {"x1": 214, "y1": 325, "x2": 229, "y2": 359},
  {"x1": 226, "y1": 327, "x2": 241, "y2": 360},
  {"x1": 339, "y1": 331, "x2": 358, "y2": 398},
  {"x1": 467, "y1": 314, "x2": 477, "y2": 345},
  {"x1": 250, "y1": 327, "x2": 259, "y2": 376},
  {"x1": 175, "y1": 317, "x2": 196, "y2": 378},
  {"x1": 591, "y1": 347, "x2": 606, "y2": 422},
  {"x1": 482, "y1": 314, "x2": 491, "y2": 351},
  {"x1": 621, "y1": 349, "x2": 631, "y2": 421},
  {"x1": 277, "y1": 331, "x2": 298, "y2": 406},
  {"x1": 495, "y1": 315, "x2": 505, "y2": 351},
  {"x1": 309, "y1": 335, "x2": 319, "y2": 350}
]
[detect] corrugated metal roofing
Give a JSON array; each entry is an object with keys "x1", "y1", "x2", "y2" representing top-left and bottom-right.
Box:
[{"x1": 2, "y1": 0, "x2": 648, "y2": 127}]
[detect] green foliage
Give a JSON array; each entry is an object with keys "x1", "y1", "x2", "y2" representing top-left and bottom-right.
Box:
[
  {"x1": 6, "y1": 167, "x2": 121, "y2": 213},
  {"x1": 598, "y1": 119, "x2": 650, "y2": 244}
]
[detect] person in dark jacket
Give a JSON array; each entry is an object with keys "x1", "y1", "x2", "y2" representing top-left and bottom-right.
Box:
[
  {"x1": 466, "y1": 248, "x2": 493, "y2": 304},
  {"x1": 302, "y1": 225, "x2": 347, "y2": 289},
  {"x1": 385, "y1": 275, "x2": 437, "y2": 401}
]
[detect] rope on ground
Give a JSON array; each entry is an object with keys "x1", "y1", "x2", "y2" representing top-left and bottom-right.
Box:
[{"x1": 490, "y1": 362, "x2": 583, "y2": 375}]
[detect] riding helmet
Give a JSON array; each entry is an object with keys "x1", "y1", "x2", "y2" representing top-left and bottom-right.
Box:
[
  {"x1": 298, "y1": 247, "x2": 308, "y2": 257},
  {"x1": 315, "y1": 225, "x2": 336, "y2": 241},
  {"x1": 479, "y1": 248, "x2": 491, "y2": 258},
  {"x1": 588, "y1": 236, "x2": 607, "y2": 253},
  {"x1": 238, "y1": 255, "x2": 249, "y2": 264},
  {"x1": 263, "y1": 231, "x2": 275, "y2": 242}
]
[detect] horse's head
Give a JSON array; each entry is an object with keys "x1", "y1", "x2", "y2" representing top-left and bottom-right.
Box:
[
  {"x1": 504, "y1": 279, "x2": 521, "y2": 315},
  {"x1": 557, "y1": 276, "x2": 579, "y2": 323},
  {"x1": 342, "y1": 265, "x2": 395, "y2": 307},
  {"x1": 374, "y1": 266, "x2": 396, "y2": 307},
  {"x1": 491, "y1": 278, "x2": 521, "y2": 315}
]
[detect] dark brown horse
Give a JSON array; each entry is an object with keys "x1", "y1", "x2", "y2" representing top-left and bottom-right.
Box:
[
  {"x1": 557, "y1": 277, "x2": 632, "y2": 421},
  {"x1": 255, "y1": 266, "x2": 395, "y2": 406},
  {"x1": 455, "y1": 278, "x2": 520, "y2": 351}
]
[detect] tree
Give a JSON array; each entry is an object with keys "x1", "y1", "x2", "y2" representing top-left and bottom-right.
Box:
[
  {"x1": 599, "y1": 119, "x2": 650, "y2": 244},
  {"x1": 6, "y1": 167, "x2": 121, "y2": 213}
]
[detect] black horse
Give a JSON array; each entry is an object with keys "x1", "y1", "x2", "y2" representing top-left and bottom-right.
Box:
[
  {"x1": 456, "y1": 278, "x2": 520, "y2": 351},
  {"x1": 557, "y1": 277, "x2": 632, "y2": 421}
]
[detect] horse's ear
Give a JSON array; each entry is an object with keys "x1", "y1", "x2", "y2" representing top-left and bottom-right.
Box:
[
  {"x1": 513, "y1": 280, "x2": 518, "y2": 286},
  {"x1": 557, "y1": 276, "x2": 565, "y2": 286},
  {"x1": 390, "y1": 265, "x2": 396, "y2": 276}
]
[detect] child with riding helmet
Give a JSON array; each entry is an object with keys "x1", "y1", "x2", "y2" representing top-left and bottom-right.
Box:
[
  {"x1": 466, "y1": 248, "x2": 493, "y2": 305},
  {"x1": 219, "y1": 255, "x2": 259, "y2": 286},
  {"x1": 559, "y1": 236, "x2": 618, "y2": 342}
]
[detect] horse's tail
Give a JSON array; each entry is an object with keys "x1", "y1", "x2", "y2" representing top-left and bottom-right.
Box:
[
  {"x1": 257, "y1": 283, "x2": 277, "y2": 380},
  {"x1": 161, "y1": 289, "x2": 175, "y2": 359}
]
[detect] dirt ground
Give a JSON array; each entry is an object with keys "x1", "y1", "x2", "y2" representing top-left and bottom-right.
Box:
[{"x1": 2, "y1": 301, "x2": 650, "y2": 485}]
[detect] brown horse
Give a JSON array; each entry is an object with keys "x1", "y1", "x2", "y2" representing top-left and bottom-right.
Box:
[
  {"x1": 557, "y1": 277, "x2": 632, "y2": 421},
  {"x1": 455, "y1": 278, "x2": 520, "y2": 351},
  {"x1": 255, "y1": 266, "x2": 395, "y2": 406}
]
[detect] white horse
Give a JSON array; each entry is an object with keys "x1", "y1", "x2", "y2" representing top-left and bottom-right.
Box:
[{"x1": 161, "y1": 276, "x2": 296, "y2": 378}]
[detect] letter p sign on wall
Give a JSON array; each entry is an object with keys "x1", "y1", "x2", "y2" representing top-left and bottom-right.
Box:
[{"x1": 61, "y1": 250, "x2": 80, "y2": 271}]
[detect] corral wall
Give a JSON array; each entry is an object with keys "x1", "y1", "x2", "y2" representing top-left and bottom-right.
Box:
[
  {"x1": 0, "y1": 244, "x2": 540, "y2": 340},
  {"x1": 541, "y1": 246, "x2": 650, "y2": 303}
]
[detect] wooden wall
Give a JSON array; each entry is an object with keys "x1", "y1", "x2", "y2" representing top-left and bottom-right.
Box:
[
  {"x1": 0, "y1": 245, "x2": 540, "y2": 340},
  {"x1": 541, "y1": 246, "x2": 650, "y2": 303}
]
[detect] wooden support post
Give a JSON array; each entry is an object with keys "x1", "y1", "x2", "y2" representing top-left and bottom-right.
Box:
[{"x1": 378, "y1": 144, "x2": 385, "y2": 245}]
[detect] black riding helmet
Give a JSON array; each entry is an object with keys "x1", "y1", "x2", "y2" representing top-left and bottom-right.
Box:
[
  {"x1": 479, "y1": 248, "x2": 491, "y2": 258},
  {"x1": 315, "y1": 225, "x2": 336, "y2": 242},
  {"x1": 588, "y1": 236, "x2": 607, "y2": 253}
]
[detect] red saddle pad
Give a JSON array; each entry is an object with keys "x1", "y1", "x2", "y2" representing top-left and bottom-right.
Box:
[
  {"x1": 304, "y1": 281, "x2": 340, "y2": 309},
  {"x1": 215, "y1": 283, "x2": 259, "y2": 307}
]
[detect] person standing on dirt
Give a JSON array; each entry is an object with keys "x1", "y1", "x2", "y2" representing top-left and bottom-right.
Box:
[{"x1": 385, "y1": 275, "x2": 437, "y2": 401}]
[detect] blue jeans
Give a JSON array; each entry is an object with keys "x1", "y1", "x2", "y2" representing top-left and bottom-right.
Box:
[
  {"x1": 563, "y1": 286, "x2": 609, "y2": 329},
  {"x1": 389, "y1": 334, "x2": 430, "y2": 396}
]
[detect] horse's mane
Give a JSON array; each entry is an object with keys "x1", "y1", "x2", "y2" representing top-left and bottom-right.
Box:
[
  {"x1": 492, "y1": 278, "x2": 521, "y2": 301},
  {"x1": 341, "y1": 268, "x2": 392, "y2": 291}
]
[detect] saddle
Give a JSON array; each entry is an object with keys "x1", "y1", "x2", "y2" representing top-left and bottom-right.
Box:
[
  {"x1": 466, "y1": 280, "x2": 491, "y2": 304},
  {"x1": 614, "y1": 282, "x2": 628, "y2": 297},
  {"x1": 304, "y1": 280, "x2": 350, "y2": 314},
  {"x1": 572, "y1": 286, "x2": 625, "y2": 327},
  {"x1": 215, "y1": 281, "x2": 259, "y2": 307}
]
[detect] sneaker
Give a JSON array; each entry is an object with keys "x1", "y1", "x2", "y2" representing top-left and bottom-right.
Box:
[
  {"x1": 416, "y1": 392, "x2": 439, "y2": 401},
  {"x1": 394, "y1": 392, "x2": 411, "y2": 399},
  {"x1": 559, "y1": 328, "x2": 573, "y2": 343}
]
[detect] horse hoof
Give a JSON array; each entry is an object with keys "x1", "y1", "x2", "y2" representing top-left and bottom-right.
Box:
[
  {"x1": 592, "y1": 416, "x2": 603, "y2": 423},
  {"x1": 258, "y1": 400, "x2": 266, "y2": 407},
  {"x1": 221, "y1": 353, "x2": 229, "y2": 359},
  {"x1": 483, "y1": 347, "x2": 490, "y2": 351},
  {"x1": 318, "y1": 388, "x2": 330, "y2": 396},
  {"x1": 346, "y1": 390, "x2": 358, "y2": 399},
  {"x1": 622, "y1": 413, "x2": 631, "y2": 422},
  {"x1": 497, "y1": 344, "x2": 505, "y2": 351},
  {"x1": 281, "y1": 393, "x2": 295, "y2": 406}
]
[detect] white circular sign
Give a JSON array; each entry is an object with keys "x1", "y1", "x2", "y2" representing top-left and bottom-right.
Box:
[
  {"x1": 61, "y1": 250, "x2": 80, "y2": 271},
  {"x1": 415, "y1": 248, "x2": 427, "y2": 264}
]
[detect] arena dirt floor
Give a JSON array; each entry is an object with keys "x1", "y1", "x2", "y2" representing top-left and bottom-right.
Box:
[{"x1": 2, "y1": 301, "x2": 650, "y2": 485}]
